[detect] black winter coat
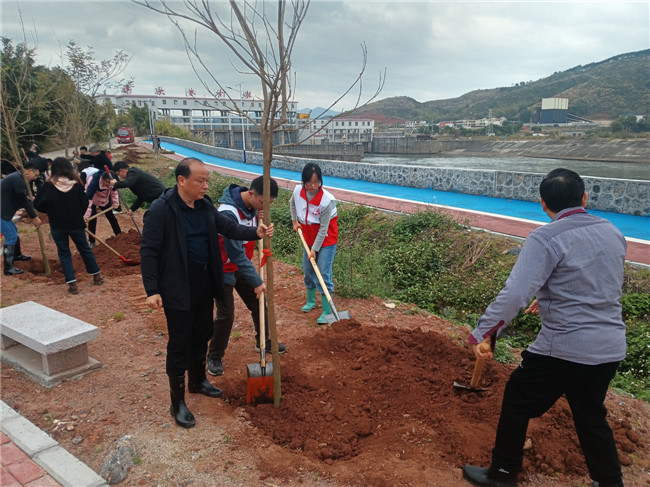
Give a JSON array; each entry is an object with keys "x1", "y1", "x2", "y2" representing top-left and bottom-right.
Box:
[
  {"x1": 140, "y1": 186, "x2": 260, "y2": 311},
  {"x1": 33, "y1": 180, "x2": 88, "y2": 230},
  {"x1": 113, "y1": 167, "x2": 166, "y2": 211}
]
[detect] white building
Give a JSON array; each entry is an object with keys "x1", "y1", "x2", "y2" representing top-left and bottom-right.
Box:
[
  {"x1": 97, "y1": 93, "x2": 299, "y2": 149},
  {"x1": 297, "y1": 116, "x2": 375, "y2": 145}
]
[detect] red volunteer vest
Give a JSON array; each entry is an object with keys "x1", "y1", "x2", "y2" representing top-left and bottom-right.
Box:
[
  {"x1": 218, "y1": 203, "x2": 256, "y2": 273},
  {"x1": 293, "y1": 185, "x2": 338, "y2": 247}
]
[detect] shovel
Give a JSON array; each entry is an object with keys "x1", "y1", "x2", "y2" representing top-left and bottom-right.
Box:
[
  {"x1": 297, "y1": 228, "x2": 352, "y2": 325},
  {"x1": 104, "y1": 165, "x2": 142, "y2": 237},
  {"x1": 86, "y1": 207, "x2": 114, "y2": 223},
  {"x1": 454, "y1": 336, "x2": 495, "y2": 392},
  {"x1": 246, "y1": 240, "x2": 274, "y2": 404},
  {"x1": 85, "y1": 229, "x2": 140, "y2": 266}
]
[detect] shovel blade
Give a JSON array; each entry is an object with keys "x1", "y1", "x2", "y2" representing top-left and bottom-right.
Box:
[
  {"x1": 246, "y1": 362, "x2": 274, "y2": 404},
  {"x1": 325, "y1": 310, "x2": 352, "y2": 325},
  {"x1": 453, "y1": 380, "x2": 489, "y2": 392}
]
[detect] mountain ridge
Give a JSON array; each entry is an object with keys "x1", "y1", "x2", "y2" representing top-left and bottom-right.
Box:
[{"x1": 337, "y1": 49, "x2": 650, "y2": 125}]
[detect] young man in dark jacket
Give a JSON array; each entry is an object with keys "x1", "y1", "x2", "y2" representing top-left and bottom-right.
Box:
[
  {"x1": 140, "y1": 158, "x2": 274, "y2": 429},
  {"x1": 111, "y1": 161, "x2": 166, "y2": 213},
  {"x1": 207, "y1": 176, "x2": 286, "y2": 377},
  {"x1": 1, "y1": 163, "x2": 42, "y2": 275}
]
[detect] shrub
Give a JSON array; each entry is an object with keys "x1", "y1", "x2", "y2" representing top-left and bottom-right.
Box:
[{"x1": 621, "y1": 293, "x2": 650, "y2": 320}]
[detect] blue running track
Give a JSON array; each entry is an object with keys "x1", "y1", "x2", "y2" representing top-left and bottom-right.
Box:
[{"x1": 159, "y1": 141, "x2": 649, "y2": 241}]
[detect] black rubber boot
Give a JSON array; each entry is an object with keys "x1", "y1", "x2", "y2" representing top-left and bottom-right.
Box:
[
  {"x1": 188, "y1": 359, "x2": 223, "y2": 398},
  {"x1": 13, "y1": 237, "x2": 31, "y2": 261},
  {"x1": 168, "y1": 374, "x2": 195, "y2": 428},
  {"x1": 462, "y1": 465, "x2": 517, "y2": 487},
  {"x1": 3, "y1": 245, "x2": 24, "y2": 276}
]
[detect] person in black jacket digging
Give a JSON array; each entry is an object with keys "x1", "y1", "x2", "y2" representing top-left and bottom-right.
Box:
[
  {"x1": 140, "y1": 158, "x2": 274, "y2": 428},
  {"x1": 111, "y1": 161, "x2": 167, "y2": 214},
  {"x1": 1, "y1": 162, "x2": 42, "y2": 275}
]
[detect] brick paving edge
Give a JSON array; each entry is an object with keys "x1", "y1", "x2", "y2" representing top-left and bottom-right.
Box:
[{"x1": 0, "y1": 401, "x2": 108, "y2": 487}]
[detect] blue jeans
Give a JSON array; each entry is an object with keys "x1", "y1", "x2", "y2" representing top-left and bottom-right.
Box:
[
  {"x1": 302, "y1": 243, "x2": 336, "y2": 294},
  {"x1": 1, "y1": 219, "x2": 18, "y2": 245},
  {"x1": 50, "y1": 227, "x2": 100, "y2": 283}
]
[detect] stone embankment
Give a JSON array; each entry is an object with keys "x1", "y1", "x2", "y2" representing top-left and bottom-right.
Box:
[
  {"x1": 159, "y1": 136, "x2": 650, "y2": 217},
  {"x1": 371, "y1": 138, "x2": 650, "y2": 164}
]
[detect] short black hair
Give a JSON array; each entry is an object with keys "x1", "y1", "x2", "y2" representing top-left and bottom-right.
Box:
[
  {"x1": 250, "y1": 176, "x2": 278, "y2": 198},
  {"x1": 301, "y1": 162, "x2": 322, "y2": 186},
  {"x1": 79, "y1": 146, "x2": 88, "y2": 151},
  {"x1": 113, "y1": 161, "x2": 130, "y2": 172},
  {"x1": 539, "y1": 168, "x2": 585, "y2": 213},
  {"x1": 23, "y1": 162, "x2": 39, "y2": 172},
  {"x1": 175, "y1": 157, "x2": 202, "y2": 181}
]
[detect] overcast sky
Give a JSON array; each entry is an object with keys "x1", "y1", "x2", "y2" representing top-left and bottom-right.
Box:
[{"x1": 2, "y1": 1, "x2": 648, "y2": 111}]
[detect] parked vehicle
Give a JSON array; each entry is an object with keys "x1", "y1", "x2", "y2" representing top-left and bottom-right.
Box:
[{"x1": 116, "y1": 126, "x2": 135, "y2": 144}]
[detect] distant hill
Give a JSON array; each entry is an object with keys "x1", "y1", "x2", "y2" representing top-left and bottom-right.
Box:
[
  {"x1": 349, "y1": 49, "x2": 649, "y2": 125},
  {"x1": 298, "y1": 107, "x2": 339, "y2": 118}
]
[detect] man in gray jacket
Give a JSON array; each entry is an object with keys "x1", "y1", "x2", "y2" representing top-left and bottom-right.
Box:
[
  {"x1": 463, "y1": 168, "x2": 626, "y2": 487},
  {"x1": 207, "y1": 176, "x2": 286, "y2": 377}
]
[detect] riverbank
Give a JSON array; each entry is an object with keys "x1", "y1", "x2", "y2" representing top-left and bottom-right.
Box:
[
  {"x1": 370, "y1": 138, "x2": 650, "y2": 164},
  {"x1": 159, "y1": 136, "x2": 650, "y2": 217}
]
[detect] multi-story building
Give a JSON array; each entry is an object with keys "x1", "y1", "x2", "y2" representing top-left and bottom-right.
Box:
[
  {"x1": 297, "y1": 116, "x2": 375, "y2": 145},
  {"x1": 97, "y1": 93, "x2": 299, "y2": 149}
]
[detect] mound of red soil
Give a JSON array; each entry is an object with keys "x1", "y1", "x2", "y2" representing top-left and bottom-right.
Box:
[{"x1": 220, "y1": 319, "x2": 644, "y2": 484}]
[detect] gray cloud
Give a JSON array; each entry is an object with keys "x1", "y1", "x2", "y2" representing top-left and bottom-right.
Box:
[{"x1": 2, "y1": 0, "x2": 648, "y2": 109}]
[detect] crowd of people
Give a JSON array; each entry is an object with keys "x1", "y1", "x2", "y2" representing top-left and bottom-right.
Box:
[
  {"x1": 1, "y1": 143, "x2": 146, "y2": 293},
  {"x1": 2, "y1": 142, "x2": 629, "y2": 486}
]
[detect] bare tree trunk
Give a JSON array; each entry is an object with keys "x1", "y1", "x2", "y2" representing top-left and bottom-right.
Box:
[
  {"x1": 0, "y1": 100, "x2": 51, "y2": 276},
  {"x1": 261, "y1": 127, "x2": 282, "y2": 406}
]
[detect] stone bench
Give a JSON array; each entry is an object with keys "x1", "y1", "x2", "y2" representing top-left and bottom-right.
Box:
[{"x1": 0, "y1": 301, "x2": 102, "y2": 388}]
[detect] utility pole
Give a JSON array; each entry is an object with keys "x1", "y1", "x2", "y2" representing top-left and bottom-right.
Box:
[
  {"x1": 486, "y1": 108, "x2": 494, "y2": 136},
  {"x1": 228, "y1": 83, "x2": 247, "y2": 163}
]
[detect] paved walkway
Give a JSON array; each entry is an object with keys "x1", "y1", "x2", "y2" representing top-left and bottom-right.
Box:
[{"x1": 0, "y1": 401, "x2": 107, "y2": 487}]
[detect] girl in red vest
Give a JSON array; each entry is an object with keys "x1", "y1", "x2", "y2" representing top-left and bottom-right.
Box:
[{"x1": 290, "y1": 163, "x2": 338, "y2": 324}]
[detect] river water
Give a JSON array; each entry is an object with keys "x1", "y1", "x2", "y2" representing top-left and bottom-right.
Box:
[{"x1": 363, "y1": 154, "x2": 650, "y2": 181}]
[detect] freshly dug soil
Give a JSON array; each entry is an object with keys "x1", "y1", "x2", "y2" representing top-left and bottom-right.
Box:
[{"x1": 2, "y1": 153, "x2": 649, "y2": 486}]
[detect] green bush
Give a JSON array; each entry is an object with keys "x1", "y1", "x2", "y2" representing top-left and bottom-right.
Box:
[{"x1": 621, "y1": 293, "x2": 650, "y2": 320}]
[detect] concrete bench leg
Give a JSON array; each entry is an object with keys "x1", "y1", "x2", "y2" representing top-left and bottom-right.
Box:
[{"x1": 43, "y1": 343, "x2": 90, "y2": 375}]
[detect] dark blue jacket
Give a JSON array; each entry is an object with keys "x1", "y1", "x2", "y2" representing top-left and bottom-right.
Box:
[
  {"x1": 140, "y1": 186, "x2": 261, "y2": 311},
  {"x1": 1, "y1": 171, "x2": 37, "y2": 221}
]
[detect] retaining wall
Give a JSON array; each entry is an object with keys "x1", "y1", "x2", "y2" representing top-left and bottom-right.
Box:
[{"x1": 160, "y1": 136, "x2": 649, "y2": 216}]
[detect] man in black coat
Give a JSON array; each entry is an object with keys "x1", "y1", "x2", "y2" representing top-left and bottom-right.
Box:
[
  {"x1": 110, "y1": 161, "x2": 166, "y2": 213},
  {"x1": 83, "y1": 145, "x2": 114, "y2": 172},
  {"x1": 140, "y1": 157, "x2": 274, "y2": 428},
  {"x1": 1, "y1": 163, "x2": 42, "y2": 275}
]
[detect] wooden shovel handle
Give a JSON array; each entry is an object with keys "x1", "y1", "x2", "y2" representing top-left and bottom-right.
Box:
[
  {"x1": 469, "y1": 357, "x2": 487, "y2": 388},
  {"x1": 85, "y1": 229, "x2": 122, "y2": 258},
  {"x1": 296, "y1": 228, "x2": 334, "y2": 303},
  {"x1": 470, "y1": 341, "x2": 493, "y2": 388},
  {"x1": 258, "y1": 239, "x2": 266, "y2": 367},
  {"x1": 86, "y1": 206, "x2": 114, "y2": 223}
]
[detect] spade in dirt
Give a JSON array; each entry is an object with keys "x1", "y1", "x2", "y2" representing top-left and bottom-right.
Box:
[
  {"x1": 454, "y1": 337, "x2": 495, "y2": 392},
  {"x1": 85, "y1": 229, "x2": 139, "y2": 266},
  {"x1": 246, "y1": 240, "x2": 273, "y2": 404}
]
